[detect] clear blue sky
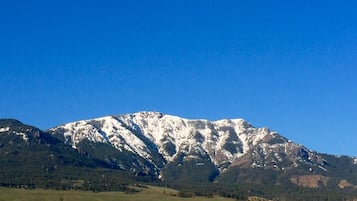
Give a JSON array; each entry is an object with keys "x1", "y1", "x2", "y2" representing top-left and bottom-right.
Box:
[{"x1": 1, "y1": 1, "x2": 357, "y2": 156}]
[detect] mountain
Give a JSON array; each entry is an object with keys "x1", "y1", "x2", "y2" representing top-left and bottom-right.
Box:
[
  {"x1": 2, "y1": 112, "x2": 357, "y2": 200},
  {"x1": 48, "y1": 112, "x2": 357, "y2": 188}
]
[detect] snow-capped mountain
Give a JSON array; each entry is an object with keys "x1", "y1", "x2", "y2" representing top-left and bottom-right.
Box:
[
  {"x1": 48, "y1": 111, "x2": 339, "y2": 184},
  {"x1": 49, "y1": 112, "x2": 277, "y2": 167},
  {"x1": 3, "y1": 114, "x2": 357, "y2": 198},
  {"x1": 2, "y1": 112, "x2": 357, "y2": 189}
]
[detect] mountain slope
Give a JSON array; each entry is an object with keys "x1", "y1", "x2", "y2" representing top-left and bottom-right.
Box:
[{"x1": 0, "y1": 119, "x2": 147, "y2": 190}]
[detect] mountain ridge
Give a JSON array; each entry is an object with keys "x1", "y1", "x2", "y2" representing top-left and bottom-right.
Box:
[{"x1": 49, "y1": 112, "x2": 280, "y2": 169}]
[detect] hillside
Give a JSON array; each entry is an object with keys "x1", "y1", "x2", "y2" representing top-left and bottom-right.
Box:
[{"x1": 0, "y1": 119, "x2": 147, "y2": 191}]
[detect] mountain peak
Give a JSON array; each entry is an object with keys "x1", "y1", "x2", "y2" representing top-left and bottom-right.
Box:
[
  {"x1": 0, "y1": 118, "x2": 40, "y2": 135},
  {"x1": 125, "y1": 111, "x2": 164, "y2": 119},
  {"x1": 0, "y1": 119, "x2": 26, "y2": 128}
]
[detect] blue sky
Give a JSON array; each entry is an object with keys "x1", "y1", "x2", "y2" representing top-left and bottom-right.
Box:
[{"x1": 1, "y1": 1, "x2": 357, "y2": 156}]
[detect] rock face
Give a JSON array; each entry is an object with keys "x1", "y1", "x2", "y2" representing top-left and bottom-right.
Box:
[
  {"x1": 290, "y1": 175, "x2": 329, "y2": 188},
  {"x1": 338, "y1": 179, "x2": 354, "y2": 189}
]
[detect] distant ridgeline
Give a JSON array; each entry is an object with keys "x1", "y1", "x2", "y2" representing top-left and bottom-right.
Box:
[{"x1": 1, "y1": 112, "x2": 357, "y2": 200}]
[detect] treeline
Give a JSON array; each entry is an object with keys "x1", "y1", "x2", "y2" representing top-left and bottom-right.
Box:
[
  {"x1": 160, "y1": 181, "x2": 357, "y2": 201},
  {"x1": 0, "y1": 165, "x2": 133, "y2": 191}
]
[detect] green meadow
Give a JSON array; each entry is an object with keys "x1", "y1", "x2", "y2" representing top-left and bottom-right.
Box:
[{"x1": 0, "y1": 186, "x2": 236, "y2": 201}]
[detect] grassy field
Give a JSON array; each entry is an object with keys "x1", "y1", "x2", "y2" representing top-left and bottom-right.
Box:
[{"x1": 0, "y1": 186, "x2": 236, "y2": 201}]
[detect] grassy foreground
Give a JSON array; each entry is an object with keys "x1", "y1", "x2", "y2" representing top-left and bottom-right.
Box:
[{"x1": 0, "y1": 186, "x2": 235, "y2": 201}]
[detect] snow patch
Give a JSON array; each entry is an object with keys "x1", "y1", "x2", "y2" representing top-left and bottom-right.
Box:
[
  {"x1": 15, "y1": 132, "x2": 28, "y2": 141},
  {"x1": 0, "y1": 127, "x2": 10, "y2": 132},
  {"x1": 354, "y1": 158, "x2": 357, "y2": 165}
]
